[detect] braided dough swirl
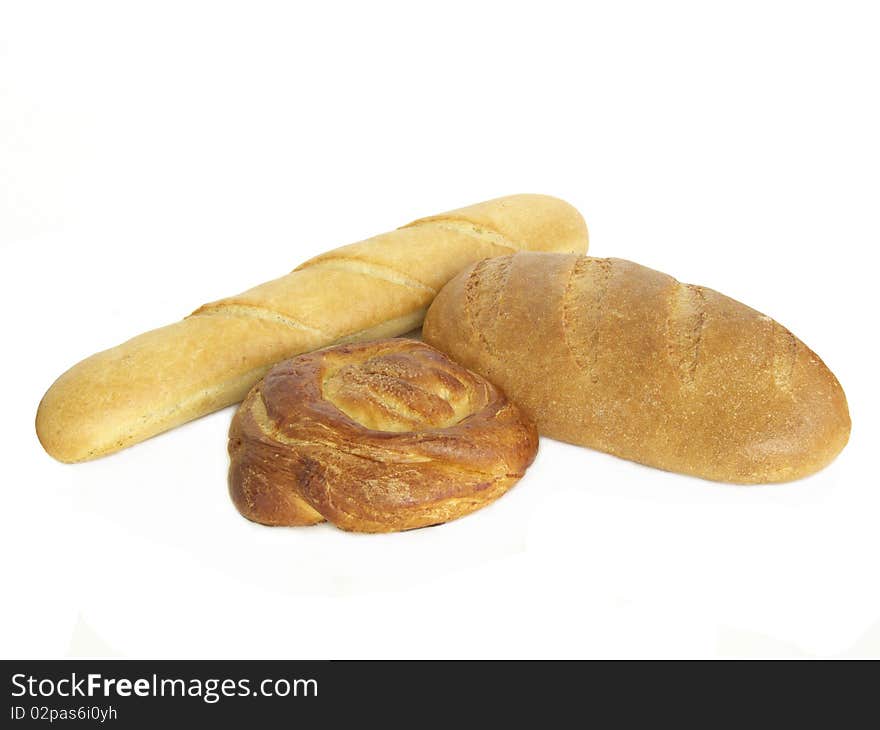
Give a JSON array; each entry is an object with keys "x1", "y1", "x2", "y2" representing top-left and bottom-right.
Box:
[{"x1": 228, "y1": 339, "x2": 538, "y2": 532}]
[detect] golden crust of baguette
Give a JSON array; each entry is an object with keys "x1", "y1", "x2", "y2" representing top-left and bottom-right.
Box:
[
  {"x1": 36, "y1": 195, "x2": 588, "y2": 462},
  {"x1": 423, "y1": 252, "x2": 851, "y2": 484},
  {"x1": 228, "y1": 339, "x2": 538, "y2": 532}
]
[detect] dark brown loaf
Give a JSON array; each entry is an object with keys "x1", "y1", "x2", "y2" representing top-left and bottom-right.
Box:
[
  {"x1": 422, "y1": 252, "x2": 850, "y2": 483},
  {"x1": 228, "y1": 339, "x2": 538, "y2": 532}
]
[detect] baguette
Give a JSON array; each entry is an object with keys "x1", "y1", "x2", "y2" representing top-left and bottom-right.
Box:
[
  {"x1": 423, "y1": 252, "x2": 850, "y2": 483},
  {"x1": 37, "y1": 195, "x2": 588, "y2": 462}
]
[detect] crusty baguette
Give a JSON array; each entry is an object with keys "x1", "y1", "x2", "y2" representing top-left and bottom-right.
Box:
[
  {"x1": 37, "y1": 195, "x2": 588, "y2": 462},
  {"x1": 228, "y1": 339, "x2": 538, "y2": 532},
  {"x1": 423, "y1": 252, "x2": 850, "y2": 483}
]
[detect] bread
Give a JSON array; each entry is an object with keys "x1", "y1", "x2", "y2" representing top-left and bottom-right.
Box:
[
  {"x1": 423, "y1": 253, "x2": 850, "y2": 483},
  {"x1": 228, "y1": 339, "x2": 538, "y2": 532},
  {"x1": 36, "y1": 194, "x2": 587, "y2": 462}
]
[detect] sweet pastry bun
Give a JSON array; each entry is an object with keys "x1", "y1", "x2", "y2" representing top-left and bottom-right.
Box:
[{"x1": 228, "y1": 339, "x2": 539, "y2": 532}]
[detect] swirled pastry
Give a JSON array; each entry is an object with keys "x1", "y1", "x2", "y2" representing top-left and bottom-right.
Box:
[{"x1": 228, "y1": 339, "x2": 538, "y2": 532}]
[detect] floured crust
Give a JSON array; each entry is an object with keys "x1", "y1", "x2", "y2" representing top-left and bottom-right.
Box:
[
  {"x1": 423, "y1": 252, "x2": 851, "y2": 484},
  {"x1": 228, "y1": 339, "x2": 539, "y2": 532}
]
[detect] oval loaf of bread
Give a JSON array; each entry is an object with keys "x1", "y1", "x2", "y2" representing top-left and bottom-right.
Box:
[
  {"x1": 36, "y1": 195, "x2": 587, "y2": 463},
  {"x1": 423, "y1": 252, "x2": 850, "y2": 483}
]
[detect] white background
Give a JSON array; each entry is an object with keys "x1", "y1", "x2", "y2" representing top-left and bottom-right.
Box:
[{"x1": 2, "y1": 1, "x2": 878, "y2": 659}]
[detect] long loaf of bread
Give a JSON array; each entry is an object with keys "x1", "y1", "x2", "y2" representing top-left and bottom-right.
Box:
[
  {"x1": 37, "y1": 195, "x2": 588, "y2": 462},
  {"x1": 423, "y1": 252, "x2": 850, "y2": 483}
]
